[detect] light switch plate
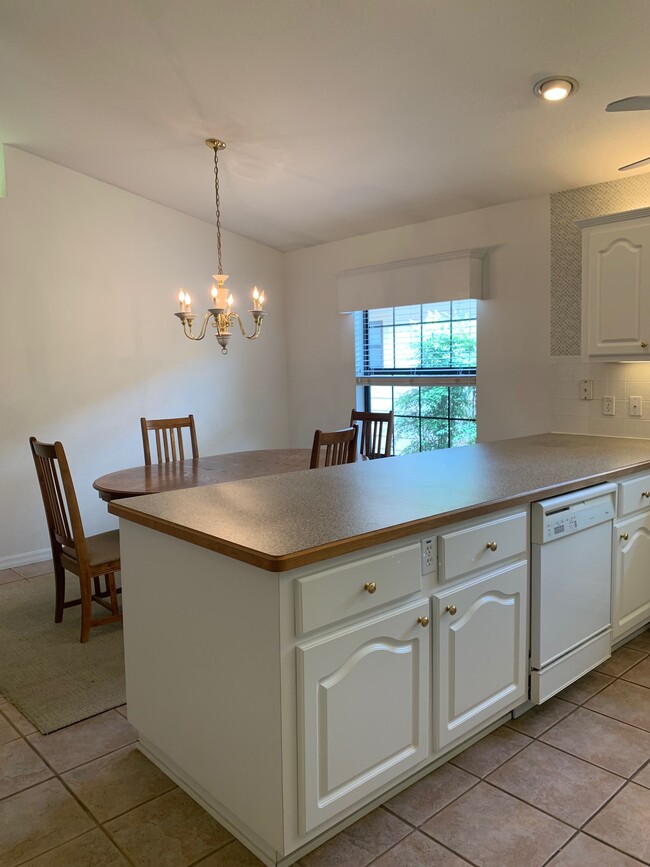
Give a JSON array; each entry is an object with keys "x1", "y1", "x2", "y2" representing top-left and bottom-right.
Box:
[
  {"x1": 630, "y1": 395, "x2": 643, "y2": 417},
  {"x1": 580, "y1": 379, "x2": 594, "y2": 400}
]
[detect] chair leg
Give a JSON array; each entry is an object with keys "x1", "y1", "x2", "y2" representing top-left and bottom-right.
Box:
[
  {"x1": 106, "y1": 573, "x2": 120, "y2": 616},
  {"x1": 53, "y1": 559, "x2": 66, "y2": 623},
  {"x1": 79, "y1": 576, "x2": 92, "y2": 644}
]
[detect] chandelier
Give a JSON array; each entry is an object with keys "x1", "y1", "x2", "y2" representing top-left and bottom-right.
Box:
[{"x1": 175, "y1": 139, "x2": 266, "y2": 354}]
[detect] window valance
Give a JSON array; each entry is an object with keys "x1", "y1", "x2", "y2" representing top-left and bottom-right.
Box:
[{"x1": 336, "y1": 249, "x2": 488, "y2": 313}]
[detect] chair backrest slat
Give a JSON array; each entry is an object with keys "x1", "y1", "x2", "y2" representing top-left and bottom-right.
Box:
[
  {"x1": 141, "y1": 415, "x2": 199, "y2": 465},
  {"x1": 29, "y1": 437, "x2": 87, "y2": 562},
  {"x1": 350, "y1": 409, "x2": 394, "y2": 459},
  {"x1": 310, "y1": 426, "x2": 358, "y2": 469}
]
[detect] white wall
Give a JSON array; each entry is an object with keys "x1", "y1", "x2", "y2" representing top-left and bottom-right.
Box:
[
  {"x1": 1, "y1": 148, "x2": 288, "y2": 566},
  {"x1": 283, "y1": 196, "x2": 552, "y2": 448}
]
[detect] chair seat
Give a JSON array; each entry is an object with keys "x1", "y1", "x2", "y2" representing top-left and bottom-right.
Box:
[{"x1": 63, "y1": 530, "x2": 120, "y2": 568}]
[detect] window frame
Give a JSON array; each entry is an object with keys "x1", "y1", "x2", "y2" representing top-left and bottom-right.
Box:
[{"x1": 355, "y1": 302, "x2": 477, "y2": 454}]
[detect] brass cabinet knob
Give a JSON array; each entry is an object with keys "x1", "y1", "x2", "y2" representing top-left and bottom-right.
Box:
[
  {"x1": 642, "y1": 492, "x2": 650, "y2": 499},
  {"x1": 642, "y1": 341, "x2": 648, "y2": 348},
  {"x1": 364, "y1": 581, "x2": 377, "y2": 594},
  {"x1": 486, "y1": 541, "x2": 498, "y2": 552},
  {"x1": 446, "y1": 604, "x2": 457, "y2": 616},
  {"x1": 620, "y1": 532, "x2": 629, "y2": 541},
  {"x1": 417, "y1": 615, "x2": 430, "y2": 628}
]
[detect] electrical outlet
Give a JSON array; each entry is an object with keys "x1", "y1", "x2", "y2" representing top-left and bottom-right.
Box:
[
  {"x1": 630, "y1": 395, "x2": 643, "y2": 417},
  {"x1": 421, "y1": 538, "x2": 435, "y2": 575},
  {"x1": 603, "y1": 395, "x2": 616, "y2": 416}
]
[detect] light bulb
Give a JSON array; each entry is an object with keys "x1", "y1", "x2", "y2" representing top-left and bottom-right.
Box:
[{"x1": 534, "y1": 77, "x2": 578, "y2": 102}]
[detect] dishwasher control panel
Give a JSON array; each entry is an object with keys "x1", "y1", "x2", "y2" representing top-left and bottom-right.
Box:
[{"x1": 531, "y1": 483, "x2": 617, "y2": 544}]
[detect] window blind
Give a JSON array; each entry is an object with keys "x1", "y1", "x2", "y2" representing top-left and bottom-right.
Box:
[{"x1": 354, "y1": 300, "x2": 477, "y2": 383}]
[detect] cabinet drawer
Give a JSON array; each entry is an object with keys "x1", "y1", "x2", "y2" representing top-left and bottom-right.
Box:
[
  {"x1": 618, "y1": 472, "x2": 650, "y2": 517},
  {"x1": 296, "y1": 544, "x2": 421, "y2": 635},
  {"x1": 438, "y1": 511, "x2": 527, "y2": 583}
]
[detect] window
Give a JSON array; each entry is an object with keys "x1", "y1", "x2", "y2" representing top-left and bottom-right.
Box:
[{"x1": 354, "y1": 300, "x2": 477, "y2": 454}]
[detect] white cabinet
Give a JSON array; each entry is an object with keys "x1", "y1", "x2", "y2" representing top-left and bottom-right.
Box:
[
  {"x1": 296, "y1": 599, "x2": 430, "y2": 833},
  {"x1": 613, "y1": 512, "x2": 650, "y2": 641},
  {"x1": 119, "y1": 509, "x2": 528, "y2": 865},
  {"x1": 579, "y1": 210, "x2": 650, "y2": 358},
  {"x1": 433, "y1": 561, "x2": 528, "y2": 749},
  {"x1": 613, "y1": 473, "x2": 650, "y2": 642}
]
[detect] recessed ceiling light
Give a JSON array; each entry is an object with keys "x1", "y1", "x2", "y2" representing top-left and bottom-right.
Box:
[{"x1": 534, "y1": 77, "x2": 579, "y2": 102}]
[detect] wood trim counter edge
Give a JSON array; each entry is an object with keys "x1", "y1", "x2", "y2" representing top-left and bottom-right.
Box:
[{"x1": 108, "y1": 460, "x2": 650, "y2": 572}]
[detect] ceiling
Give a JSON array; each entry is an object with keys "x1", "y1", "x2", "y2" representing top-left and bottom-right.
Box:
[{"x1": 2, "y1": 0, "x2": 650, "y2": 252}]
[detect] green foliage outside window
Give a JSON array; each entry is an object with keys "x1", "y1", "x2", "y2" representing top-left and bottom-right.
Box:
[
  {"x1": 392, "y1": 320, "x2": 477, "y2": 453},
  {"x1": 361, "y1": 301, "x2": 477, "y2": 454}
]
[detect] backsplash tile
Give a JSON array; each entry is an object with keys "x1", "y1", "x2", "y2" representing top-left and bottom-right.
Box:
[{"x1": 551, "y1": 359, "x2": 650, "y2": 440}]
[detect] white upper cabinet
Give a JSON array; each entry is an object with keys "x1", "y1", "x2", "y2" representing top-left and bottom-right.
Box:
[{"x1": 579, "y1": 209, "x2": 650, "y2": 358}]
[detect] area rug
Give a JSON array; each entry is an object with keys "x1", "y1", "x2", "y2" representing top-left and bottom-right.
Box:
[{"x1": 0, "y1": 573, "x2": 125, "y2": 734}]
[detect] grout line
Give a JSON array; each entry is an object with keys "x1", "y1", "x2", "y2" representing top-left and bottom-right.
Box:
[
  {"x1": 12, "y1": 828, "x2": 109, "y2": 867},
  {"x1": 382, "y1": 773, "x2": 482, "y2": 830},
  {"x1": 366, "y1": 828, "x2": 478, "y2": 866},
  {"x1": 28, "y1": 732, "x2": 140, "y2": 776},
  {"x1": 450, "y1": 733, "x2": 534, "y2": 779},
  {"x1": 479, "y1": 778, "x2": 582, "y2": 831},
  {"x1": 539, "y1": 828, "x2": 582, "y2": 867},
  {"x1": 531, "y1": 735, "x2": 646, "y2": 780},
  {"x1": 185, "y1": 838, "x2": 239, "y2": 866},
  {"x1": 95, "y1": 783, "x2": 179, "y2": 827}
]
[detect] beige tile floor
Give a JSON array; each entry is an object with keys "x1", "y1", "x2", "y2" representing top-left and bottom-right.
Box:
[{"x1": 1, "y1": 563, "x2": 650, "y2": 865}]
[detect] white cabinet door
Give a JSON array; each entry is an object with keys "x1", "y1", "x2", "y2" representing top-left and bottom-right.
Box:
[
  {"x1": 613, "y1": 512, "x2": 650, "y2": 640},
  {"x1": 583, "y1": 219, "x2": 650, "y2": 357},
  {"x1": 433, "y1": 561, "x2": 528, "y2": 750},
  {"x1": 297, "y1": 599, "x2": 430, "y2": 834}
]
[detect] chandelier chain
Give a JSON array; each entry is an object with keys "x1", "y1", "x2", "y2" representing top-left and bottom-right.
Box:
[{"x1": 213, "y1": 147, "x2": 223, "y2": 276}]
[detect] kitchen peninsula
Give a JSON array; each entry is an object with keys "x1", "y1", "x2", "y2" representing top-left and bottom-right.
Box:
[{"x1": 109, "y1": 433, "x2": 650, "y2": 867}]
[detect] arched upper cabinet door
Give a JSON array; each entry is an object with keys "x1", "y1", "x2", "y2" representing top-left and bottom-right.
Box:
[{"x1": 579, "y1": 208, "x2": 650, "y2": 359}]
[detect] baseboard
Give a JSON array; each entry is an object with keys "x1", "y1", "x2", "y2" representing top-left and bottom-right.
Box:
[{"x1": 0, "y1": 548, "x2": 51, "y2": 570}]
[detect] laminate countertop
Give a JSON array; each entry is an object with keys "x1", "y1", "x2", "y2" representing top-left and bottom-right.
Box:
[{"x1": 108, "y1": 433, "x2": 650, "y2": 572}]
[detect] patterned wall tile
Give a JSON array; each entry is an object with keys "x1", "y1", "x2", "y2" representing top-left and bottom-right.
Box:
[{"x1": 551, "y1": 174, "x2": 650, "y2": 355}]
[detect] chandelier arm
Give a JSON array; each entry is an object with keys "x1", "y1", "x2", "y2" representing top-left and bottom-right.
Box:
[
  {"x1": 231, "y1": 312, "x2": 263, "y2": 341},
  {"x1": 180, "y1": 313, "x2": 212, "y2": 341}
]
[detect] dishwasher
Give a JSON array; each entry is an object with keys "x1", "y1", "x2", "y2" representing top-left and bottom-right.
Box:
[{"x1": 530, "y1": 482, "x2": 617, "y2": 704}]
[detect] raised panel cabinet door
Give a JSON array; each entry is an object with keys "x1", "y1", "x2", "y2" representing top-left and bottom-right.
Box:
[
  {"x1": 585, "y1": 222, "x2": 650, "y2": 356},
  {"x1": 613, "y1": 512, "x2": 650, "y2": 640},
  {"x1": 296, "y1": 599, "x2": 430, "y2": 834},
  {"x1": 433, "y1": 561, "x2": 528, "y2": 750}
]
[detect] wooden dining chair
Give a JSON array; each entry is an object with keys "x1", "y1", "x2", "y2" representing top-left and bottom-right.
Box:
[
  {"x1": 310, "y1": 426, "x2": 359, "y2": 469},
  {"x1": 140, "y1": 414, "x2": 199, "y2": 465},
  {"x1": 350, "y1": 409, "x2": 394, "y2": 459},
  {"x1": 29, "y1": 437, "x2": 122, "y2": 643}
]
